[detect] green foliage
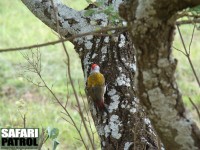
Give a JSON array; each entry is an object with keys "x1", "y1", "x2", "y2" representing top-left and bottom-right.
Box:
[
  {"x1": 84, "y1": 9, "x2": 96, "y2": 17},
  {"x1": 47, "y1": 127, "x2": 60, "y2": 150},
  {"x1": 47, "y1": 127, "x2": 59, "y2": 140},
  {"x1": 188, "y1": 5, "x2": 200, "y2": 14},
  {"x1": 85, "y1": 0, "x2": 93, "y2": 4},
  {"x1": 84, "y1": 0, "x2": 123, "y2": 26},
  {"x1": 53, "y1": 139, "x2": 60, "y2": 150}
]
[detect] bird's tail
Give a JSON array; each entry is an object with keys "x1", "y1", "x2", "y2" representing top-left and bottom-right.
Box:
[{"x1": 97, "y1": 100, "x2": 109, "y2": 114}]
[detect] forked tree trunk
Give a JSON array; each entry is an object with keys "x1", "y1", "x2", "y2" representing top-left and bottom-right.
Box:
[
  {"x1": 21, "y1": 0, "x2": 159, "y2": 149},
  {"x1": 120, "y1": 0, "x2": 200, "y2": 149}
]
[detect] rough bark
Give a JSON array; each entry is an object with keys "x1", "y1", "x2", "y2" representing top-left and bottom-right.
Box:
[
  {"x1": 120, "y1": 0, "x2": 200, "y2": 149},
  {"x1": 21, "y1": 0, "x2": 159, "y2": 149}
]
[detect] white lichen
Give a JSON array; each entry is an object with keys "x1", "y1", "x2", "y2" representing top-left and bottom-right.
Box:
[
  {"x1": 101, "y1": 46, "x2": 107, "y2": 54},
  {"x1": 92, "y1": 13, "x2": 108, "y2": 27},
  {"x1": 108, "y1": 89, "x2": 117, "y2": 96},
  {"x1": 86, "y1": 35, "x2": 93, "y2": 40},
  {"x1": 112, "y1": 0, "x2": 124, "y2": 11},
  {"x1": 104, "y1": 125, "x2": 110, "y2": 137},
  {"x1": 124, "y1": 142, "x2": 133, "y2": 150},
  {"x1": 90, "y1": 20, "x2": 97, "y2": 26},
  {"x1": 157, "y1": 58, "x2": 170, "y2": 67},
  {"x1": 83, "y1": 52, "x2": 91, "y2": 66},
  {"x1": 122, "y1": 21, "x2": 127, "y2": 26},
  {"x1": 130, "y1": 108, "x2": 137, "y2": 114},
  {"x1": 118, "y1": 34, "x2": 126, "y2": 48},
  {"x1": 109, "y1": 95, "x2": 120, "y2": 112},
  {"x1": 121, "y1": 57, "x2": 126, "y2": 61},
  {"x1": 144, "y1": 118, "x2": 155, "y2": 135},
  {"x1": 92, "y1": 53, "x2": 98, "y2": 59},
  {"x1": 134, "y1": 97, "x2": 139, "y2": 103},
  {"x1": 116, "y1": 74, "x2": 131, "y2": 86},
  {"x1": 104, "y1": 115, "x2": 122, "y2": 139},
  {"x1": 83, "y1": 52, "x2": 91, "y2": 83},
  {"x1": 121, "y1": 100, "x2": 128, "y2": 108},
  {"x1": 141, "y1": 137, "x2": 150, "y2": 145},
  {"x1": 97, "y1": 125, "x2": 104, "y2": 136},
  {"x1": 101, "y1": 55, "x2": 106, "y2": 61},
  {"x1": 132, "y1": 100, "x2": 136, "y2": 106},
  {"x1": 152, "y1": 67, "x2": 161, "y2": 74},
  {"x1": 160, "y1": 80, "x2": 170, "y2": 88},
  {"x1": 130, "y1": 63, "x2": 136, "y2": 72},
  {"x1": 95, "y1": 39, "x2": 100, "y2": 49},
  {"x1": 79, "y1": 48, "x2": 83, "y2": 51},
  {"x1": 121, "y1": 104, "x2": 125, "y2": 108},
  {"x1": 103, "y1": 118, "x2": 107, "y2": 123},
  {"x1": 108, "y1": 89, "x2": 120, "y2": 112},
  {"x1": 109, "y1": 115, "x2": 122, "y2": 139},
  {"x1": 147, "y1": 87, "x2": 197, "y2": 149},
  {"x1": 135, "y1": 0, "x2": 156, "y2": 20},
  {"x1": 142, "y1": 71, "x2": 151, "y2": 82},
  {"x1": 102, "y1": 141, "x2": 106, "y2": 146},
  {"x1": 62, "y1": 10, "x2": 94, "y2": 37},
  {"x1": 118, "y1": 67, "x2": 122, "y2": 72},
  {"x1": 142, "y1": 71, "x2": 158, "y2": 88},
  {"x1": 174, "y1": 119, "x2": 197, "y2": 150},
  {"x1": 144, "y1": 118, "x2": 151, "y2": 125},
  {"x1": 104, "y1": 36, "x2": 109, "y2": 43},
  {"x1": 100, "y1": 45, "x2": 107, "y2": 62},
  {"x1": 85, "y1": 40, "x2": 93, "y2": 49}
]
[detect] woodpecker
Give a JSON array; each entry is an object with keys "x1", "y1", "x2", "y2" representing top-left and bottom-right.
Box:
[{"x1": 87, "y1": 64, "x2": 107, "y2": 112}]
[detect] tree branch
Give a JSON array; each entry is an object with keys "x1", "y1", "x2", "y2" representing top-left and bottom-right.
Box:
[
  {"x1": 21, "y1": 0, "x2": 92, "y2": 36},
  {"x1": 0, "y1": 26, "x2": 126, "y2": 53},
  {"x1": 176, "y1": 18, "x2": 200, "y2": 25}
]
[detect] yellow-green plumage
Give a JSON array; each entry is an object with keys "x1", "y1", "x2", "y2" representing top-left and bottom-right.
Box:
[
  {"x1": 87, "y1": 72, "x2": 105, "y2": 110},
  {"x1": 87, "y1": 72, "x2": 105, "y2": 87}
]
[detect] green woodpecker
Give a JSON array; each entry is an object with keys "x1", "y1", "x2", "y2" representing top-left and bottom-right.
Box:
[{"x1": 87, "y1": 64, "x2": 107, "y2": 112}]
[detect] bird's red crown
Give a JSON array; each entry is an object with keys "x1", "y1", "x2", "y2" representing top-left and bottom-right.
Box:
[{"x1": 91, "y1": 64, "x2": 99, "y2": 70}]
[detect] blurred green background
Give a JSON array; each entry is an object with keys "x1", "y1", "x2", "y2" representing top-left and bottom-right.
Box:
[{"x1": 0, "y1": 0, "x2": 199, "y2": 149}]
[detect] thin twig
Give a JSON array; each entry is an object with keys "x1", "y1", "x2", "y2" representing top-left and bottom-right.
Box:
[
  {"x1": 51, "y1": 0, "x2": 95, "y2": 149},
  {"x1": 176, "y1": 18, "x2": 200, "y2": 26},
  {"x1": 176, "y1": 12, "x2": 200, "y2": 25},
  {"x1": 78, "y1": 81, "x2": 95, "y2": 144},
  {"x1": 0, "y1": 26, "x2": 127, "y2": 53},
  {"x1": 177, "y1": 25, "x2": 200, "y2": 87},
  {"x1": 172, "y1": 46, "x2": 186, "y2": 56},
  {"x1": 61, "y1": 40, "x2": 95, "y2": 149},
  {"x1": 22, "y1": 49, "x2": 89, "y2": 149},
  {"x1": 18, "y1": 110, "x2": 26, "y2": 128},
  {"x1": 61, "y1": 116, "x2": 75, "y2": 126},
  {"x1": 40, "y1": 73, "x2": 89, "y2": 149},
  {"x1": 188, "y1": 24, "x2": 196, "y2": 55},
  {"x1": 188, "y1": 97, "x2": 200, "y2": 120},
  {"x1": 64, "y1": 74, "x2": 70, "y2": 109},
  {"x1": 38, "y1": 128, "x2": 47, "y2": 150},
  {"x1": 51, "y1": 0, "x2": 94, "y2": 148}
]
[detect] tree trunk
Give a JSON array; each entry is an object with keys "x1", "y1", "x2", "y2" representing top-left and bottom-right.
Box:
[
  {"x1": 120, "y1": 0, "x2": 200, "y2": 149},
  {"x1": 21, "y1": 0, "x2": 159, "y2": 149}
]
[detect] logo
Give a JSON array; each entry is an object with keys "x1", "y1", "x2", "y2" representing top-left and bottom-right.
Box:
[{"x1": 0, "y1": 128, "x2": 39, "y2": 149}]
